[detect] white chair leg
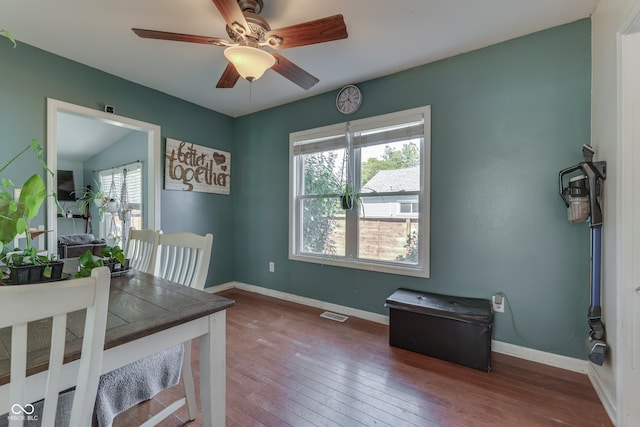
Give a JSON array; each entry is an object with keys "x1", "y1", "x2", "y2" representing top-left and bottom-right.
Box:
[{"x1": 182, "y1": 340, "x2": 198, "y2": 420}]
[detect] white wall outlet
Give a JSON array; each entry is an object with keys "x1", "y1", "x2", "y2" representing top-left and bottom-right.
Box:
[
  {"x1": 269, "y1": 262, "x2": 275, "y2": 273},
  {"x1": 492, "y1": 293, "x2": 505, "y2": 313}
]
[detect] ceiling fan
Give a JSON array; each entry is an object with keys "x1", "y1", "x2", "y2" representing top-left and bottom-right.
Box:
[{"x1": 132, "y1": 0, "x2": 348, "y2": 90}]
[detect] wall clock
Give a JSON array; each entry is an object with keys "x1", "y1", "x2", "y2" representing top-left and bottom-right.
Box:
[{"x1": 336, "y1": 84, "x2": 362, "y2": 114}]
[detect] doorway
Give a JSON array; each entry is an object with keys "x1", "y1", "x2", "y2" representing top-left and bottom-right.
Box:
[
  {"x1": 46, "y1": 99, "x2": 162, "y2": 255},
  {"x1": 617, "y1": 6, "x2": 640, "y2": 426}
]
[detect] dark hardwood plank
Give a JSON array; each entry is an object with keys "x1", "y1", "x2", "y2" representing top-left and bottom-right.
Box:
[{"x1": 115, "y1": 288, "x2": 612, "y2": 427}]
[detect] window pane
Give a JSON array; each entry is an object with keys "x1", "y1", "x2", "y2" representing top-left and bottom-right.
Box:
[
  {"x1": 301, "y1": 198, "x2": 345, "y2": 256},
  {"x1": 290, "y1": 106, "x2": 430, "y2": 277},
  {"x1": 302, "y1": 149, "x2": 346, "y2": 195},
  {"x1": 360, "y1": 140, "x2": 420, "y2": 191},
  {"x1": 359, "y1": 195, "x2": 420, "y2": 264}
]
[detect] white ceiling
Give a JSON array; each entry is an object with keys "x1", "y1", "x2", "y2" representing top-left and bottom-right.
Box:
[
  {"x1": 4, "y1": 0, "x2": 598, "y2": 118},
  {"x1": 57, "y1": 112, "x2": 135, "y2": 162}
]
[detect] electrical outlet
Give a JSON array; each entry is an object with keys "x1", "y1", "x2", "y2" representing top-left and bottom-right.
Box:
[
  {"x1": 269, "y1": 262, "x2": 275, "y2": 273},
  {"x1": 492, "y1": 293, "x2": 505, "y2": 313}
]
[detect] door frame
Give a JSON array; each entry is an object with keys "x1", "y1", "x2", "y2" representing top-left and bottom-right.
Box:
[{"x1": 616, "y1": 2, "x2": 640, "y2": 425}]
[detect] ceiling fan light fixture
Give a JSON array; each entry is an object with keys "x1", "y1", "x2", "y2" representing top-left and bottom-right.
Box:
[{"x1": 224, "y1": 46, "x2": 275, "y2": 82}]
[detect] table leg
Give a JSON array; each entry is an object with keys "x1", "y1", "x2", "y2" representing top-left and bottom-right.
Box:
[{"x1": 200, "y1": 310, "x2": 226, "y2": 427}]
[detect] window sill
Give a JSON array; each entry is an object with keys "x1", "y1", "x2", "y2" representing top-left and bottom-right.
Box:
[{"x1": 289, "y1": 252, "x2": 429, "y2": 278}]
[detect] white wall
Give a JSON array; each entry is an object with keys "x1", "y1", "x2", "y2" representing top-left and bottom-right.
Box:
[{"x1": 591, "y1": 0, "x2": 638, "y2": 422}]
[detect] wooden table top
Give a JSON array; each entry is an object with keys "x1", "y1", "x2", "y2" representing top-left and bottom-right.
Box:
[{"x1": 0, "y1": 263, "x2": 234, "y2": 386}]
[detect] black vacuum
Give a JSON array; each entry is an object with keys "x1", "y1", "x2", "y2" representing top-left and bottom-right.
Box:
[{"x1": 558, "y1": 144, "x2": 607, "y2": 366}]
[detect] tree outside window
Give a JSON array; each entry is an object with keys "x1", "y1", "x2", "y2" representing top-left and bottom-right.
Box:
[{"x1": 290, "y1": 106, "x2": 431, "y2": 278}]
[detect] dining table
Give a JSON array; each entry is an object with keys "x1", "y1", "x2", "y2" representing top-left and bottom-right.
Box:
[{"x1": 0, "y1": 260, "x2": 235, "y2": 426}]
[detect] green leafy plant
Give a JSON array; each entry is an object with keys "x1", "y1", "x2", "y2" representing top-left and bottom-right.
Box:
[
  {"x1": 101, "y1": 244, "x2": 125, "y2": 265},
  {"x1": 75, "y1": 249, "x2": 104, "y2": 278},
  {"x1": 75, "y1": 245, "x2": 126, "y2": 278},
  {"x1": 0, "y1": 140, "x2": 58, "y2": 256},
  {"x1": 3, "y1": 246, "x2": 48, "y2": 267},
  {"x1": 1, "y1": 28, "x2": 16, "y2": 48},
  {"x1": 396, "y1": 230, "x2": 419, "y2": 263},
  {"x1": 76, "y1": 179, "x2": 109, "y2": 222}
]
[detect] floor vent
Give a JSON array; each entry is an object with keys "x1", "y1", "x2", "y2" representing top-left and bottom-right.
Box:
[{"x1": 320, "y1": 311, "x2": 349, "y2": 322}]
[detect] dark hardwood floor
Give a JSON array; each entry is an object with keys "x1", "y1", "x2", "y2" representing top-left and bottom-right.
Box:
[{"x1": 114, "y1": 288, "x2": 612, "y2": 426}]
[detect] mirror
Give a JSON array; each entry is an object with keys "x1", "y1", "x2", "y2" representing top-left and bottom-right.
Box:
[{"x1": 46, "y1": 98, "x2": 161, "y2": 256}]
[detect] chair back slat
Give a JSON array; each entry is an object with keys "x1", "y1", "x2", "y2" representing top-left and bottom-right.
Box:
[
  {"x1": 9, "y1": 323, "x2": 27, "y2": 427},
  {"x1": 1, "y1": 267, "x2": 111, "y2": 427},
  {"x1": 41, "y1": 313, "x2": 67, "y2": 427},
  {"x1": 156, "y1": 232, "x2": 213, "y2": 290},
  {"x1": 125, "y1": 229, "x2": 160, "y2": 274}
]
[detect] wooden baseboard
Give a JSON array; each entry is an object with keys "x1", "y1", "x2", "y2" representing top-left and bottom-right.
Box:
[{"x1": 207, "y1": 281, "x2": 589, "y2": 374}]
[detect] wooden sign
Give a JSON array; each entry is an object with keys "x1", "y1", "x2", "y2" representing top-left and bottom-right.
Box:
[{"x1": 165, "y1": 138, "x2": 230, "y2": 194}]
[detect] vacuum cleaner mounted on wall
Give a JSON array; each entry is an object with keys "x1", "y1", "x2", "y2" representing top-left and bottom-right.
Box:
[{"x1": 558, "y1": 144, "x2": 607, "y2": 365}]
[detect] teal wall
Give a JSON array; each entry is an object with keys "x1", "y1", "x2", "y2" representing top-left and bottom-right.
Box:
[
  {"x1": 0, "y1": 39, "x2": 236, "y2": 286},
  {"x1": 1, "y1": 19, "x2": 593, "y2": 358},
  {"x1": 233, "y1": 19, "x2": 592, "y2": 358}
]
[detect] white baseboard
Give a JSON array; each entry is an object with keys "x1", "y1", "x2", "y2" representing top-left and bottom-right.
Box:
[
  {"x1": 207, "y1": 281, "x2": 389, "y2": 324},
  {"x1": 208, "y1": 281, "x2": 588, "y2": 374},
  {"x1": 587, "y1": 364, "x2": 617, "y2": 425},
  {"x1": 491, "y1": 341, "x2": 588, "y2": 373}
]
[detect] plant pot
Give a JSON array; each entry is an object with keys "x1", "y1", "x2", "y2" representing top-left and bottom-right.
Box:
[
  {"x1": 9, "y1": 264, "x2": 44, "y2": 285},
  {"x1": 92, "y1": 191, "x2": 105, "y2": 208},
  {"x1": 42, "y1": 260, "x2": 64, "y2": 281},
  {"x1": 107, "y1": 200, "x2": 118, "y2": 213},
  {"x1": 104, "y1": 258, "x2": 130, "y2": 273},
  {"x1": 340, "y1": 195, "x2": 354, "y2": 210}
]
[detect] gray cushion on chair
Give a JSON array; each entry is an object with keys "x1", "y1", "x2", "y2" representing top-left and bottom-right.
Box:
[{"x1": 92, "y1": 345, "x2": 184, "y2": 427}]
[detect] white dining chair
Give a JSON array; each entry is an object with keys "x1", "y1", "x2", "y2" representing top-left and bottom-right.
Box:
[
  {"x1": 153, "y1": 232, "x2": 213, "y2": 422},
  {"x1": 96, "y1": 231, "x2": 213, "y2": 426},
  {"x1": 0, "y1": 267, "x2": 110, "y2": 427},
  {"x1": 155, "y1": 232, "x2": 213, "y2": 290},
  {"x1": 124, "y1": 229, "x2": 160, "y2": 273}
]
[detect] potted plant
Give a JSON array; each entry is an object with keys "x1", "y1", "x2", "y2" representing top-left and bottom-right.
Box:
[
  {"x1": 340, "y1": 184, "x2": 359, "y2": 210},
  {"x1": 75, "y1": 245, "x2": 129, "y2": 278},
  {"x1": 77, "y1": 179, "x2": 110, "y2": 222},
  {"x1": 0, "y1": 140, "x2": 64, "y2": 284},
  {"x1": 75, "y1": 249, "x2": 105, "y2": 278},
  {"x1": 101, "y1": 244, "x2": 128, "y2": 272}
]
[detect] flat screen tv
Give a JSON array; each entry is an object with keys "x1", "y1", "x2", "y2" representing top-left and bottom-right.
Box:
[{"x1": 57, "y1": 170, "x2": 76, "y2": 201}]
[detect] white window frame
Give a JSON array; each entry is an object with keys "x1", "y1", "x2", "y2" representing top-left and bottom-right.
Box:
[
  {"x1": 289, "y1": 106, "x2": 431, "y2": 278},
  {"x1": 98, "y1": 161, "x2": 143, "y2": 242}
]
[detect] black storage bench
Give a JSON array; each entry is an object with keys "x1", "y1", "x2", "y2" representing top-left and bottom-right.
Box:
[{"x1": 385, "y1": 288, "x2": 493, "y2": 372}]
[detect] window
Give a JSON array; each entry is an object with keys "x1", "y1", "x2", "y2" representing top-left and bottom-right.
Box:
[
  {"x1": 399, "y1": 201, "x2": 419, "y2": 215},
  {"x1": 289, "y1": 106, "x2": 430, "y2": 277},
  {"x1": 98, "y1": 161, "x2": 143, "y2": 244}
]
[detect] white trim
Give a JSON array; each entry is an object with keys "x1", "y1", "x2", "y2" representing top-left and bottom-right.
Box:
[
  {"x1": 491, "y1": 341, "x2": 587, "y2": 374},
  {"x1": 589, "y1": 363, "x2": 617, "y2": 425},
  {"x1": 207, "y1": 281, "x2": 389, "y2": 324},
  {"x1": 46, "y1": 98, "x2": 161, "y2": 252},
  {"x1": 207, "y1": 281, "x2": 590, "y2": 374},
  {"x1": 616, "y1": 4, "x2": 640, "y2": 426},
  {"x1": 288, "y1": 106, "x2": 431, "y2": 278}
]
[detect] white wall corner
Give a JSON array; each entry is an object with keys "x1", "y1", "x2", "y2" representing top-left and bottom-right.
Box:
[{"x1": 588, "y1": 363, "x2": 617, "y2": 425}]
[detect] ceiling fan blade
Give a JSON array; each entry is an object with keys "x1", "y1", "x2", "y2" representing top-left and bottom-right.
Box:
[
  {"x1": 271, "y1": 53, "x2": 319, "y2": 90},
  {"x1": 216, "y1": 62, "x2": 241, "y2": 88},
  {"x1": 132, "y1": 28, "x2": 228, "y2": 46},
  {"x1": 266, "y1": 14, "x2": 348, "y2": 50},
  {"x1": 211, "y1": 0, "x2": 250, "y2": 35}
]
